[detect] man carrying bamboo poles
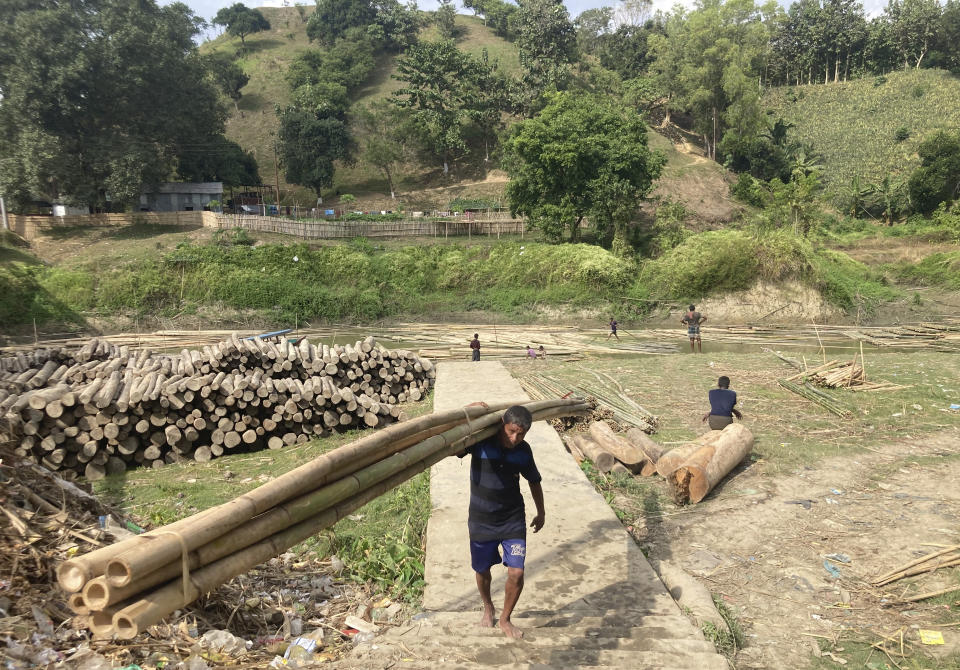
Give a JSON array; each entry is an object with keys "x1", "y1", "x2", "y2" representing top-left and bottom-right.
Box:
[
  {"x1": 458, "y1": 404, "x2": 545, "y2": 639},
  {"x1": 702, "y1": 376, "x2": 743, "y2": 430},
  {"x1": 681, "y1": 304, "x2": 706, "y2": 352}
]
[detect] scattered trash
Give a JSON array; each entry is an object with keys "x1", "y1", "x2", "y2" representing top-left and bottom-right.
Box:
[
  {"x1": 825, "y1": 497, "x2": 839, "y2": 505},
  {"x1": 823, "y1": 560, "x2": 842, "y2": 579},
  {"x1": 199, "y1": 629, "x2": 251, "y2": 656},
  {"x1": 786, "y1": 499, "x2": 814, "y2": 509},
  {"x1": 824, "y1": 553, "x2": 851, "y2": 564},
  {"x1": 344, "y1": 616, "x2": 379, "y2": 634},
  {"x1": 918, "y1": 629, "x2": 945, "y2": 645},
  {"x1": 830, "y1": 488, "x2": 843, "y2": 495}
]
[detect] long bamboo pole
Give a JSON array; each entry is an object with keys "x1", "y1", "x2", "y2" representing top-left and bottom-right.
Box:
[
  {"x1": 88, "y1": 405, "x2": 555, "y2": 608},
  {"x1": 109, "y1": 401, "x2": 589, "y2": 638},
  {"x1": 97, "y1": 402, "x2": 521, "y2": 589}
]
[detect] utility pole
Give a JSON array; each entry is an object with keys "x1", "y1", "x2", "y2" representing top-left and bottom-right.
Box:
[
  {"x1": 273, "y1": 141, "x2": 281, "y2": 211},
  {"x1": 0, "y1": 195, "x2": 8, "y2": 231}
]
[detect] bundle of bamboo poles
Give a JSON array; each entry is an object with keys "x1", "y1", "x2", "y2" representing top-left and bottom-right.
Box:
[
  {"x1": 518, "y1": 372, "x2": 658, "y2": 434},
  {"x1": 778, "y1": 379, "x2": 852, "y2": 418},
  {"x1": 0, "y1": 334, "x2": 435, "y2": 479},
  {"x1": 872, "y1": 544, "x2": 960, "y2": 591},
  {"x1": 58, "y1": 398, "x2": 590, "y2": 639}
]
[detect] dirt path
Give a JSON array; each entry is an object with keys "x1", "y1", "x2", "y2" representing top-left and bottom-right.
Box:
[{"x1": 640, "y1": 428, "x2": 960, "y2": 669}]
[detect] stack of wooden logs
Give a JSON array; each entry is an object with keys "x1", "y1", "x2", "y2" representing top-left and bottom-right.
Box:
[
  {"x1": 0, "y1": 335, "x2": 435, "y2": 480},
  {"x1": 565, "y1": 420, "x2": 753, "y2": 504},
  {"x1": 57, "y1": 398, "x2": 591, "y2": 639}
]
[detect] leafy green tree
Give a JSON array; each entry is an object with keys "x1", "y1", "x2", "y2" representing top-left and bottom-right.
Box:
[
  {"x1": 908, "y1": 131, "x2": 960, "y2": 214},
  {"x1": 392, "y1": 40, "x2": 485, "y2": 175},
  {"x1": 213, "y1": 3, "x2": 271, "y2": 44},
  {"x1": 205, "y1": 53, "x2": 250, "y2": 112},
  {"x1": 769, "y1": 168, "x2": 822, "y2": 236},
  {"x1": 435, "y1": 0, "x2": 458, "y2": 39},
  {"x1": 177, "y1": 136, "x2": 260, "y2": 187},
  {"x1": 574, "y1": 7, "x2": 613, "y2": 54},
  {"x1": 867, "y1": 175, "x2": 907, "y2": 224},
  {"x1": 277, "y1": 108, "x2": 354, "y2": 198},
  {"x1": 353, "y1": 104, "x2": 417, "y2": 199},
  {"x1": 514, "y1": 0, "x2": 578, "y2": 112},
  {"x1": 463, "y1": 49, "x2": 510, "y2": 162},
  {"x1": 307, "y1": 0, "x2": 375, "y2": 44},
  {"x1": 0, "y1": 0, "x2": 226, "y2": 211},
  {"x1": 484, "y1": 0, "x2": 519, "y2": 39},
  {"x1": 503, "y1": 92, "x2": 665, "y2": 251},
  {"x1": 884, "y1": 0, "x2": 942, "y2": 69},
  {"x1": 930, "y1": 0, "x2": 960, "y2": 73},
  {"x1": 286, "y1": 39, "x2": 376, "y2": 90}
]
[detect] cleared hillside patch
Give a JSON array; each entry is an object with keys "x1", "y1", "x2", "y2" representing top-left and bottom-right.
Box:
[{"x1": 766, "y1": 69, "x2": 960, "y2": 193}]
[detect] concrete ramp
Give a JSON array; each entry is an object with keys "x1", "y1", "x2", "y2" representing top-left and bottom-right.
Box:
[{"x1": 339, "y1": 361, "x2": 729, "y2": 669}]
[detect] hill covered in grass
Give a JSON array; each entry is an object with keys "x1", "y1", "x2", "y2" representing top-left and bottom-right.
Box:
[{"x1": 766, "y1": 69, "x2": 960, "y2": 194}]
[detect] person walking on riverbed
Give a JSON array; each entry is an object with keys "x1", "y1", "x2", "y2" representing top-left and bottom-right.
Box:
[
  {"x1": 702, "y1": 376, "x2": 743, "y2": 430},
  {"x1": 470, "y1": 333, "x2": 481, "y2": 361},
  {"x1": 606, "y1": 318, "x2": 619, "y2": 341},
  {"x1": 458, "y1": 404, "x2": 544, "y2": 639},
  {"x1": 681, "y1": 305, "x2": 706, "y2": 352}
]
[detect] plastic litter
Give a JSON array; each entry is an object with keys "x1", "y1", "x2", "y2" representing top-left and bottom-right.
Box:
[
  {"x1": 823, "y1": 560, "x2": 842, "y2": 579},
  {"x1": 785, "y1": 499, "x2": 814, "y2": 509},
  {"x1": 824, "y1": 553, "x2": 851, "y2": 564},
  {"x1": 918, "y1": 629, "x2": 945, "y2": 645},
  {"x1": 198, "y1": 629, "x2": 251, "y2": 656}
]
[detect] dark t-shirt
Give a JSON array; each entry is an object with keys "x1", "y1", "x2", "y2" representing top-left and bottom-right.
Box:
[
  {"x1": 681, "y1": 311, "x2": 703, "y2": 326},
  {"x1": 460, "y1": 437, "x2": 541, "y2": 542},
  {"x1": 470, "y1": 338, "x2": 480, "y2": 350},
  {"x1": 709, "y1": 388, "x2": 737, "y2": 416}
]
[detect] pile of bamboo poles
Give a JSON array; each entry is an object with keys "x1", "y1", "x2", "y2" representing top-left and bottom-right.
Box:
[
  {"x1": 0, "y1": 335, "x2": 435, "y2": 479},
  {"x1": 518, "y1": 371, "x2": 658, "y2": 434},
  {"x1": 873, "y1": 544, "x2": 960, "y2": 602},
  {"x1": 777, "y1": 379, "x2": 852, "y2": 418},
  {"x1": 58, "y1": 398, "x2": 590, "y2": 639}
]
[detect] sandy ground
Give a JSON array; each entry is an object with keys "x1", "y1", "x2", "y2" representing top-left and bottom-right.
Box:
[{"x1": 639, "y1": 429, "x2": 960, "y2": 669}]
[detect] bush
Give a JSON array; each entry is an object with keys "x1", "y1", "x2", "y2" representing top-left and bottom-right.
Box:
[
  {"x1": 730, "y1": 174, "x2": 767, "y2": 207},
  {"x1": 894, "y1": 126, "x2": 910, "y2": 142}
]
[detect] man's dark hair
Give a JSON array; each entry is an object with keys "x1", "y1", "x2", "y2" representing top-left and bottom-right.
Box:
[
  {"x1": 473, "y1": 333, "x2": 478, "y2": 338},
  {"x1": 718, "y1": 376, "x2": 730, "y2": 388},
  {"x1": 689, "y1": 304, "x2": 696, "y2": 311},
  {"x1": 502, "y1": 405, "x2": 533, "y2": 430}
]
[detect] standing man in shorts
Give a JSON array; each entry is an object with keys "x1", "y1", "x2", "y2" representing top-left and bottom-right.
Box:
[
  {"x1": 458, "y1": 405, "x2": 544, "y2": 639},
  {"x1": 606, "y1": 318, "x2": 619, "y2": 341},
  {"x1": 470, "y1": 333, "x2": 481, "y2": 361},
  {"x1": 681, "y1": 305, "x2": 706, "y2": 352}
]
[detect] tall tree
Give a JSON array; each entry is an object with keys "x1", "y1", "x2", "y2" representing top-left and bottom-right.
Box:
[
  {"x1": 0, "y1": 0, "x2": 226, "y2": 211},
  {"x1": 574, "y1": 7, "x2": 613, "y2": 54},
  {"x1": 514, "y1": 0, "x2": 578, "y2": 111},
  {"x1": 353, "y1": 104, "x2": 416, "y2": 199},
  {"x1": 884, "y1": 0, "x2": 942, "y2": 69},
  {"x1": 435, "y1": 0, "x2": 458, "y2": 38},
  {"x1": 503, "y1": 92, "x2": 664, "y2": 252},
  {"x1": 205, "y1": 53, "x2": 250, "y2": 112},
  {"x1": 277, "y1": 108, "x2": 354, "y2": 198},
  {"x1": 392, "y1": 40, "x2": 485, "y2": 175},
  {"x1": 307, "y1": 0, "x2": 375, "y2": 44},
  {"x1": 212, "y1": 3, "x2": 271, "y2": 44}
]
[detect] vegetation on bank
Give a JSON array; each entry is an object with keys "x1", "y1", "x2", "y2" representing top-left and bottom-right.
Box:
[{"x1": 1, "y1": 226, "x2": 901, "y2": 328}]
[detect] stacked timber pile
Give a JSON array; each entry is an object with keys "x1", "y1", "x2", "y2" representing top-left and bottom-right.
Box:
[
  {"x1": 564, "y1": 420, "x2": 753, "y2": 504},
  {"x1": 56, "y1": 398, "x2": 589, "y2": 640},
  {"x1": 0, "y1": 335, "x2": 434, "y2": 480}
]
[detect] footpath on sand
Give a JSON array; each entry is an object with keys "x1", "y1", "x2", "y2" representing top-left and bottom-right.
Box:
[{"x1": 340, "y1": 360, "x2": 728, "y2": 669}]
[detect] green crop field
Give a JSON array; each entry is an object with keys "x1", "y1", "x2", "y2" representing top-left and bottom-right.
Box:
[{"x1": 766, "y1": 69, "x2": 960, "y2": 193}]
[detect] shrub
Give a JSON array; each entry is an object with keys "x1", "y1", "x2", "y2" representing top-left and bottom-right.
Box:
[
  {"x1": 894, "y1": 126, "x2": 910, "y2": 142},
  {"x1": 730, "y1": 173, "x2": 767, "y2": 207}
]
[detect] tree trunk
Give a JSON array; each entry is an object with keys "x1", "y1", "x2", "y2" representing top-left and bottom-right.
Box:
[
  {"x1": 666, "y1": 424, "x2": 754, "y2": 504},
  {"x1": 587, "y1": 421, "x2": 648, "y2": 470}
]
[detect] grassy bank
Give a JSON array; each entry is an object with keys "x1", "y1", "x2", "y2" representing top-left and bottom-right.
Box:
[{"x1": 1, "y1": 228, "x2": 901, "y2": 328}]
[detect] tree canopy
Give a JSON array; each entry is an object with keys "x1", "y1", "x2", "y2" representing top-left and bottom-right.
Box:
[
  {"x1": 0, "y1": 0, "x2": 229, "y2": 210},
  {"x1": 213, "y1": 3, "x2": 271, "y2": 44},
  {"x1": 503, "y1": 92, "x2": 664, "y2": 252}
]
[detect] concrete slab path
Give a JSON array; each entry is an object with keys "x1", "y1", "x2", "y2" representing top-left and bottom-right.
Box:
[{"x1": 339, "y1": 360, "x2": 729, "y2": 669}]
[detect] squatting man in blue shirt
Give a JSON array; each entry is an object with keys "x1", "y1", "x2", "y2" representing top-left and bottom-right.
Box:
[
  {"x1": 457, "y1": 404, "x2": 544, "y2": 639},
  {"x1": 703, "y1": 375, "x2": 743, "y2": 430}
]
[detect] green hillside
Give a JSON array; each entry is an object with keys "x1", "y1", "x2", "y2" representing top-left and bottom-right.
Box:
[
  {"x1": 202, "y1": 10, "x2": 523, "y2": 206},
  {"x1": 766, "y1": 69, "x2": 960, "y2": 194}
]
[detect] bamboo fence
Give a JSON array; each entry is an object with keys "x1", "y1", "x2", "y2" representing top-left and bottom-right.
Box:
[{"x1": 215, "y1": 214, "x2": 526, "y2": 239}]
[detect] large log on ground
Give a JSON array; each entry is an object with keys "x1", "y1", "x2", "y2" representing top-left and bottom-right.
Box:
[
  {"x1": 625, "y1": 427, "x2": 663, "y2": 476},
  {"x1": 587, "y1": 420, "x2": 648, "y2": 471},
  {"x1": 570, "y1": 434, "x2": 615, "y2": 473},
  {"x1": 655, "y1": 430, "x2": 726, "y2": 478},
  {"x1": 666, "y1": 423, "x2": 754, "y2": 504}
]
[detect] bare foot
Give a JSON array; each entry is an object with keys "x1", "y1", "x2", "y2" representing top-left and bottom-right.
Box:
[
  {"x1": 499, "y1": 619, "x2": 524, "y2": 639},
  {"x1": 480, "y1": 607, "x2": 495, "y2": 628}
]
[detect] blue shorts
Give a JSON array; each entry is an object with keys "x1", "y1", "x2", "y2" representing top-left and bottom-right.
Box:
[{"x1": 470, "y1": 539, "x2": 526, "y2": 573}]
